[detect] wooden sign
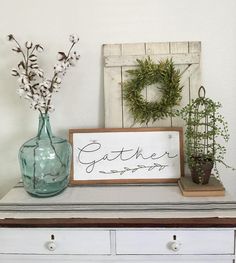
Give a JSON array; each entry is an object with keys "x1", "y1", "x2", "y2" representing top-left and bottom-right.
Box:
[{"x1": 69, "y1": 128, "x2": 184, "y2": 185}]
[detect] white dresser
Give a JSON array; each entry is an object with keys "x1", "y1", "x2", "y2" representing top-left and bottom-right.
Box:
[{"x1": 1, "y1": 183, "x2": 236, "y2": 262}]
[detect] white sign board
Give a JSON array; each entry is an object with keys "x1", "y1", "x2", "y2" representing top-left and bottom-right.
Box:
[{"x1": 69, "y1": 128, "x2": 184, "y2": 185}]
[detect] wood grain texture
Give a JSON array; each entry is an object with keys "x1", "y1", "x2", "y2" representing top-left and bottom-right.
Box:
[
  {"x1": 122, "y1": 43, "x2": 146, "y2": 56},
  {"x1": 170, "y1": 42, "x2": 189, "y2": 54},
  {"x1": 1, "y1": 217, "x2": 236, "y2": 228},
  {"x1": 105, "y1": 53, "x2": 200, "y2": 67},
  {"x1": 103, "y1": 44, "x2": 121, "y2": 56},
  {"x1": 146, "y1": 42, "x2": 170, "y2": 55},
  {"x1": 104, "y1": 67, "x2": 123, "y2": 127}
]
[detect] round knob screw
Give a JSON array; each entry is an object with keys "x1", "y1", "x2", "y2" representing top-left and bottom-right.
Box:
[
  {"x1": 47, "y1": 241, "x2": 56, "y2": 251},
  {"x1": 169, "y1": 241, "x2": 182, "y2": 252}
]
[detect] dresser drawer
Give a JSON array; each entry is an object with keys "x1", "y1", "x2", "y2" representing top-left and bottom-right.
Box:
[
  {"x1": 116, "y1": 230, "x2": 234, "y2": 255},
  {"x1": 0, "y1": 228, "x2": 111, "y2": 255}
]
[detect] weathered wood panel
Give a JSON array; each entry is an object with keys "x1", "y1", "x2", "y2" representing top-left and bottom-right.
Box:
[
  {"x1": 146, "y1": 42, "x2": 170, "y2": 55},
  {"x1": 104, "y1": 67, "x2": 122, "y2": 127},
  {"x1": 103, "y1": 41, "x2": 201, "y2": 128},
  {"x1": 105, "y1": 53, "x2": 200, "y2": 67},
  {"x1": 122, "y1": 43, "x2": 146, "y2": 56}
]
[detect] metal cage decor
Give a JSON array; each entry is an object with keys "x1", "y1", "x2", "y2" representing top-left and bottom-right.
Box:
[
  {"x1": 186, "y1": 86, "x2": 214, "y2": 183},
  {"x1": 180, "y1": 86, "x2": 230, "y2": 184}
]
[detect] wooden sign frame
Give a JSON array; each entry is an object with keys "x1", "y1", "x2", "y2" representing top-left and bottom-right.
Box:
[{"x1": 69, "y1": 127, "x2": 184, "y2": 185}]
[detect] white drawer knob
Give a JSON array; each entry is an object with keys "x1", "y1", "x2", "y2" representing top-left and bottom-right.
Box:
[
  {"x1": 47, "y1": 241, "x2": 56, "y2": 251},
  {"x1": 169, "y1": 241, "x2": 181, "y2": 252}
]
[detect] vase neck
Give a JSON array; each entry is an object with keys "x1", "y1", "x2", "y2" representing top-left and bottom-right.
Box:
[{"x1": 37, "y1": 114, "x2": 53, "y2": 139}]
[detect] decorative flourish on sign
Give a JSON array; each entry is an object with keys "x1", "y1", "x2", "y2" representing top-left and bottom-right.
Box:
[
  {"x1": 77, "y1": 141, "x2": 178, "y2": 175},
  {"x1": 99, "y1": 163, "x2": 169, "y2": 176}
]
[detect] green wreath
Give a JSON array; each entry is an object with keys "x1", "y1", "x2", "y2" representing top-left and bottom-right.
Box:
[{"x1": 123, "y1": 57, "x2": 183, "y2": 124}]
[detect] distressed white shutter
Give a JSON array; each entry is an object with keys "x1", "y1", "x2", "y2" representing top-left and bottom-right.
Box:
[{"x1": 103, "y1": 41, "x2": 201, "y2": 128}]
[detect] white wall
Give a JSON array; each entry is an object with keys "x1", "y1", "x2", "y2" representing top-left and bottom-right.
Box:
[{"x1": 0, "y1": 0, "x2": 236, "y2": 197}]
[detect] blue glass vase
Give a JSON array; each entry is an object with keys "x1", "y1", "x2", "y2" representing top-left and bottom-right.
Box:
[{"x1": 18, "y1": 114, "x2": 71, "y2": 197}]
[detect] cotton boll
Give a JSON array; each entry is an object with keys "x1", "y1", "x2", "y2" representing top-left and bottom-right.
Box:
[
  {"x1": 69, "y1": 34, "x2": 79, "y2": 44},
  {"x1": 16, "y1": 87, "x2": 25, "y2": 96},
  {"x1": 54, "y1": 63, "x2": 66, "y2": 74}
]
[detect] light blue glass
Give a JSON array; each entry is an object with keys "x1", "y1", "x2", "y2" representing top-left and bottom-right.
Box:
[{"x1": 18, "y1": 114, "x2": 71, "y2": 197}]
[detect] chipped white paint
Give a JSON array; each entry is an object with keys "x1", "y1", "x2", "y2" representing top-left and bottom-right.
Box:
[
  {"x1": 104, "y1": 67, "x2": 123, "y2": 127},
  {"x1": 103, "y1": 41, "x2": 201, "y2": 128},
  {"x1": 146, "y1": 42, "x2": 170, "y2": 55}
]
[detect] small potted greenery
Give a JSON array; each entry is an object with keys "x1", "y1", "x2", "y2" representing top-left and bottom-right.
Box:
[{"x1": 179, "y1": 86, "x2": 234, "y2": 184}]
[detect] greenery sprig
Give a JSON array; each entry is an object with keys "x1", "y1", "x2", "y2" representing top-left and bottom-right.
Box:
[{"x1": 123, "y1": 57, "x2": 183, "y2": 124}]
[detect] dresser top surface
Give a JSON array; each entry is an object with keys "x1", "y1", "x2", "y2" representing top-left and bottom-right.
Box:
[{"x1": 1, "y1": 181, "x2": 236, "y2": 225}]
